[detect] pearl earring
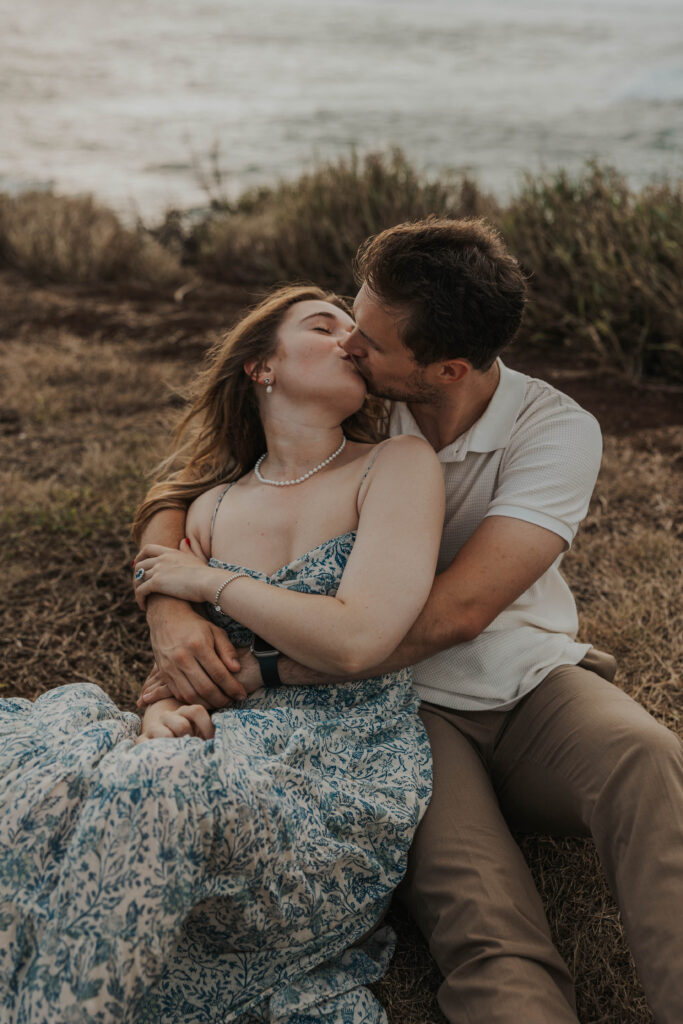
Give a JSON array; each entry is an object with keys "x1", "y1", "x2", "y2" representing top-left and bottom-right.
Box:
[{"x1": 264, "y1": 378, "x2": 273, "y2": 394}]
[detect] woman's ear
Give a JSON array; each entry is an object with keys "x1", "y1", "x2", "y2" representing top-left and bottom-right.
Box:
[{"x1": 243, "y1": 360, "x2": 272, "y2": 383}]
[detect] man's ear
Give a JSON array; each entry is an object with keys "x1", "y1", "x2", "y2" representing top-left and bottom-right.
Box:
[{"x1": 438, "y1": 359, "x2": 471, "y2": 384}]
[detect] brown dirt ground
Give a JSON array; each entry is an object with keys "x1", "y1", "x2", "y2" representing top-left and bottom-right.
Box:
[{"x1": 0, "y1": 271, "x2": 681, "y2": 1024}]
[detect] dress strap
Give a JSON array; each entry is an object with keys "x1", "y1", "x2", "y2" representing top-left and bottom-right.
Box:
[
  {"x1": 356, "y1": 440, "x2": 394, "y2": 514},
  {"x1": 209, "y1": 483, "x2": 233, "y2": 557},
  {"x1": 359, "y1": 439, "x2": 391, "y2": 487}
]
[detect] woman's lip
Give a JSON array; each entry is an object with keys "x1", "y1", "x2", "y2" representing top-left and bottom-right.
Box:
[
  {"x1": 336, "y1": 353, "x2": 364, "y2": 377},
  {"x1": 344, "y1": 358, "x2": 363, "y2": 374}
]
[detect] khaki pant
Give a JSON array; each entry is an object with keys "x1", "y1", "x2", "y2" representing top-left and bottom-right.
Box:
[{"x1": 399, "y1": 651, "x2": 683, "y2": 1023}]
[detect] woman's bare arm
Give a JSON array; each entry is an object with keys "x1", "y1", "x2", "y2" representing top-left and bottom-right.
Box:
[{"x1": 136, "y1": 436, "x2": 445, "y2": 677}]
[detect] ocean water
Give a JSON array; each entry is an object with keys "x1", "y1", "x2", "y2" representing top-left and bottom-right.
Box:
[{"x1": 1, "y1": 0, "x2": 682, "y2": 218}]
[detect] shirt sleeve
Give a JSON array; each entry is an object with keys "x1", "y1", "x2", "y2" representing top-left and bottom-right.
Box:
[{"x1": 484, "y1": 400, "x2": 603, "y2": 547}]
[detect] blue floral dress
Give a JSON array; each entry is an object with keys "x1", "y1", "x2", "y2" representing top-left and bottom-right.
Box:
[{"x1": 0, "y1": 531, "x2": 432, "y2": 1024}]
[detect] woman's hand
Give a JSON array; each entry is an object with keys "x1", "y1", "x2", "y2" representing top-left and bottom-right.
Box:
[
  {"x1": 133, "y1": 542, "x2": 217, "y2": 610},
  {"x1": 136, "y1": 702, "x2": 216, "y2": 743}
]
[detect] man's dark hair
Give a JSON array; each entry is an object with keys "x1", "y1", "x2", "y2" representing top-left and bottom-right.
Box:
[{"x1": 353, "y1": 217, "x2": 527, "y2": 369}]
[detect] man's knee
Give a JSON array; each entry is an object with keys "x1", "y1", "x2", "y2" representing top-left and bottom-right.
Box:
[
  {"x1": 596, "y1": 715, "x2": 682, "y2": 813},
  {"x1": 610, "y1": 713, "x2": 680, "y2": 765}
]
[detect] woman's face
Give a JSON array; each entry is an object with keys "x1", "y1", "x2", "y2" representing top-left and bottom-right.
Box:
[{"x1": 267, "y1": 299, "x2": 366, "y2": 412}]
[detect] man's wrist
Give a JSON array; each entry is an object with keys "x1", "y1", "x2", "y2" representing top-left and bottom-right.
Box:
[
  {"x1": 145, "y1": 592, "x2": 180, "y2": 621},
  {"x1": 275, "y1": 656, "x2": 295, "y2": 686},
  {"x1": 145, "y1": 592, "x2": 203, "y2": 629}
]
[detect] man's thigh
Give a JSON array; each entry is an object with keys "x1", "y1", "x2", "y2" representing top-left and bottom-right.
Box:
[{"x1": 493, "y1": 659, "x2": 676, "y2": 835}]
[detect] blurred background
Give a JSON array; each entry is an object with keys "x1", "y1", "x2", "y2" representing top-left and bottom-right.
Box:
[{"x1": 3, "y1": 0, "x2": 682, "y2": 219}]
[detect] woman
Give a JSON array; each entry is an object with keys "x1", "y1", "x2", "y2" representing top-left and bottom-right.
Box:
[{"x1": 0, "y1": 286, "x2": 444, "y2": 1023}]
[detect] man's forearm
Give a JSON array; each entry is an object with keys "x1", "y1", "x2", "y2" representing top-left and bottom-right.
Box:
[
  {"x1": 137, "y1": 508, "x2": 189, "y2": 621},
  {"x1": 138, "y1": 507, "x2": 187, "y2": 551}
]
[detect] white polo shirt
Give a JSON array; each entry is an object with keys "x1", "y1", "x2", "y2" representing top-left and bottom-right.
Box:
[{"x1": 389, "y1": 360, "x2": 603, "y2": 711}]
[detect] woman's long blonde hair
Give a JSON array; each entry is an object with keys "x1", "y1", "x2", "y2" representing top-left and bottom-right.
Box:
[{"x1": 132, "y1": 285, "x2": 387, "y2": 543}]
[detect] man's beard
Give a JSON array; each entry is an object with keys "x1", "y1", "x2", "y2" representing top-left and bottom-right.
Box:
[{"x1": 355, "y1": 362, "x2": 440, "y2": 404}]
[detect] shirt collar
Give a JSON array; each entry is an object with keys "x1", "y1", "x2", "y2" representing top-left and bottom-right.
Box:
[{"x1": 389, "y1": 359, "x2": 528, "y2": 463}]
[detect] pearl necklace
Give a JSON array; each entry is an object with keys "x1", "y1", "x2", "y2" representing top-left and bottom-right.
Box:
[{"x1": 254, "y1": 435, "x2": 347, "y2": 487}]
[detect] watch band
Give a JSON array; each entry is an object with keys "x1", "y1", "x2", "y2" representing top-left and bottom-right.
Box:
[
  {"x1": 257, "y1": 652, "x2": 282, "y2": 688},
  {"x1": 250, "y1": 634, "x2": 283, "y2": 688}
]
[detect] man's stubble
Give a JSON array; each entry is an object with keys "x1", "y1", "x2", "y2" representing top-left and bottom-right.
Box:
[{"x1": 354, "y1": 361, "x2": 441, "y2": 406}]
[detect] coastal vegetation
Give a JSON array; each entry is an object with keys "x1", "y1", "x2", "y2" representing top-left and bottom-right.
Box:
[
  {"x1": 0, "y1": 191, "x2": 183, "y2": 290},
  {"x1": 1, "y1": 151, "x2": 681, "y2": 382}
]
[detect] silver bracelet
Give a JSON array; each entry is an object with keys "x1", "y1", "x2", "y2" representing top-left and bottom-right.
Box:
[{"x1": 213, "y1": 572, "x2": 250, "y2": 613}]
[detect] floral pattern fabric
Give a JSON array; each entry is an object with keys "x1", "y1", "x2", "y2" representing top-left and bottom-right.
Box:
[{"x1": 0, "y1": 532, "x2": 432, "y2": 1023}]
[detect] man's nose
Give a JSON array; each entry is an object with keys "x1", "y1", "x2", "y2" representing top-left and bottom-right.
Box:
[{"x1": 341, "y1": 328, "x2": 366, "y2": 358}]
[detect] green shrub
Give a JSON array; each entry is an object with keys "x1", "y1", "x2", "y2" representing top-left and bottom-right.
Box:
[
  {"x1": 0, "y1": 191, "x2": 185, "y2": 289},
  {"x1": 504, "y1": 164, "x2": 683, "y2": 381},
  {"x1": 192, "y1": 153, "x2": 682, "y2": 381},
  {"x1": 3, "y1": 156, "x2": 682, "y2": 382},
  {"x1": 194, "y1": 149, "x2": 499, "y2": 293}
]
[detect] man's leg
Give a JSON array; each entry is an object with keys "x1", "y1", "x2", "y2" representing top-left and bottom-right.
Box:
[
  {"x1": 399, "y1": 704, "x2": 578, "y2": 1023},
  {"x1": 494, "y1": 661, "x2": 683, "y2": 1024}
]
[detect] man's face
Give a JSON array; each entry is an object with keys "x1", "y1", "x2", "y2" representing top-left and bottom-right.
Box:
[{"x1": 341, "y1": 283, "x2": 440, "y2": 403}]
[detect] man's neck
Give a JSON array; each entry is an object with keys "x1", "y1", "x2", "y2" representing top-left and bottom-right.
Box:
[{"x1": 408, "y1": 361, "x2": 501, "y2": 452}]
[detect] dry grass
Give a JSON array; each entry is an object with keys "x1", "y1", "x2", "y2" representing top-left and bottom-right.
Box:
[{"x1": 0, "y1": 275, "x2": 681, "y2": 1023}]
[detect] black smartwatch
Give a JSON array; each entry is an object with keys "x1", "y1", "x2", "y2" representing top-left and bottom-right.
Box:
[{"x1": 250, "y1": 634, "x2": 282, "y2": 688}]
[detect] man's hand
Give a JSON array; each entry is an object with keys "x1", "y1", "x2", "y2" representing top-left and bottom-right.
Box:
[
  {"x1": 139, "y1": 645, "x2": 263, "y2": 709},
  {"x1": 143, "y1": 596, "x2": 247, "y2": 707}
]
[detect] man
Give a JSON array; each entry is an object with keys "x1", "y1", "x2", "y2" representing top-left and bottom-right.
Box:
[{"x1": 137, "y1": 218, "x2": 682, "y2": 1023}]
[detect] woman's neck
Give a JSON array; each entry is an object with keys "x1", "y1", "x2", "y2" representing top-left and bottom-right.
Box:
[{"x1": 258, "y1": 413, "x2": 346, "y2": 479}]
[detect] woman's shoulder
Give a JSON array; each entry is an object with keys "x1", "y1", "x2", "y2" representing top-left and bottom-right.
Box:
[
  {"x1": 186, "y1": 481, "x2": 237, "y2": 554},
  {"x1": 356, "y1": 434, "x2": 442, "y2": 509},
  {"x1": 382, "y1": 433, "x2": 435, "y2": 454},
  {"x1": 365, "y1": 433, "x2": 439, "y2": 470},
  {"x1": 352, "y1": 433, "x2": 434, "y2": 466},
  {"x1": 187, "y1": 482, "x2": 231, "y2": 520}
]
